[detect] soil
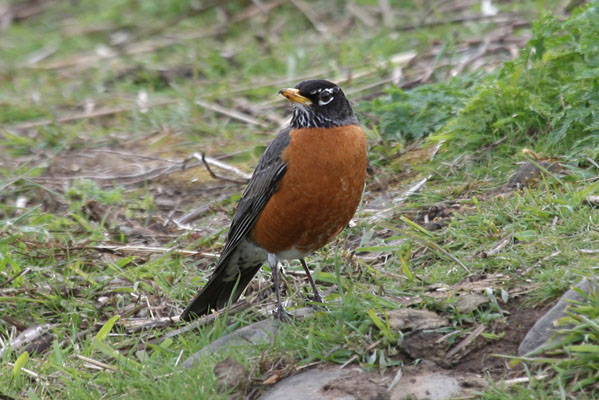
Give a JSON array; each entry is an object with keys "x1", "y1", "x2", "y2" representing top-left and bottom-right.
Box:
[{"x1": 453, "y1": 297, "x2": 554, "y2": 378}]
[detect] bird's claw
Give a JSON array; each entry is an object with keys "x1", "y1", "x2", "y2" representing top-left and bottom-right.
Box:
[{"x1": 274, "y1": 306, "x2": 292, "y2": 321}]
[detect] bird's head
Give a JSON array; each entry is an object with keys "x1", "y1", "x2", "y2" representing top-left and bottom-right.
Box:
[{"x1": 279, "y1": 80, "x2": 358, "y2": 129}]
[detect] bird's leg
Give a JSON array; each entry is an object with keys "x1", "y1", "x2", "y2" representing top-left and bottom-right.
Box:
[
  {"x1": 300, "y1": 258, "x2": 324, "y2": 304},
  {"x1": 269, "y1": 253, "x2": 290, "y2": 320}
]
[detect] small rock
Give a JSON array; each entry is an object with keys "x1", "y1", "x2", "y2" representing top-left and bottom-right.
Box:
[
  {"x1": 390, "y1": 371, "x2": 461, "y2": 400},
  {"x1": 507, "y1": 160, "x2": 561, "y2": 189},
  {"x1": 262, "y1": 364, "x2": 485, "y2": 400},
  {"x1": 388, "y1": 308, "x2": 449, "y2": 331},
  {"x1": 0, "y1": 324, "x2": 54, "y2": 357},
  {"x1": 262, "y1": 366, "x2": 391, "y2": 400},
  {"x1": 585, "y1": 195, "x2": 599, "y2": 206},
  {"x1": 261, "y1": 368, "x2": 344, "y2": 400},
  {"x1": 518, "y1": 277, "x2": 599, "y2": 355},
  {"x1": 400, "y1": 331, "x2": 446, "y2": 364},
  {"x1": 181, "y1": 319, "x2": 278, "y2": 368},
  {"x1": 422, "y1": 221, "x2": 445, "y2": 231},
  {"x1": 455, "y1": 293, "x2": 489, "y2": 313},
  {"x1": 324, "y1": 374, "x2": 389, "y2": 400},
  {"x1": 214, "y1": 357, "x2": 247, "y2": 391}
]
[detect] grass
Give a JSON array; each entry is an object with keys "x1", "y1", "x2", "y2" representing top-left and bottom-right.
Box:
[{"x1": 2, "y1": 0, "x2": 599, "y2": 398}]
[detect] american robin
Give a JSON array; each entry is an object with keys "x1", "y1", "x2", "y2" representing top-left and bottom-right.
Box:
[{"x1": 181, "y1": 79, "x2": 367, "y2": 321}]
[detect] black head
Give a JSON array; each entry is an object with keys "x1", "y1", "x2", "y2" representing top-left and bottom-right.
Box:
[{"x1": 279, "y1": 79, "x2": 358, "y2": 129}]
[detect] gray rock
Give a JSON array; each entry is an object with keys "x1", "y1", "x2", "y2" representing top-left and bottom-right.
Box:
[
  {"x1": 391, "y1": 371, "x2": 461, "y2": 400},
  {"x1": 388, "y1": 308, "x2": 449, "y2": 331},
  {"x1": 455, "y1": 293, "x2": 489, "y2": 313},
  {"x1": 262, "y1": 366, "x2": 389, "y2": 400},
  {"x1": 262, "y1": 364, "x2": 485, "y2": 400},
  {"x1": 400, "y1": 331, "x2": 446, "y2": 363},
  {"x1": 518, "y1": 277, "x2": 599, "y2": 355},
  {"x1": 181, "y1": 319, "x2": 278, "y2": 368},
  {"x1": 262, "y1": 368, "x2": 348, "y2": 400},
  {"x1": 508, "y1": 161, "x2": 561, "y2": 189}
]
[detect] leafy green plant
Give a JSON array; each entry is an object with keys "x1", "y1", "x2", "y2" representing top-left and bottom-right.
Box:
[
  {"x1": 431, "y1": 4, "x2": 599, "y2": 157},
  {"x1": 364, "y1": 73, "x2": 483, "y2": 141}
]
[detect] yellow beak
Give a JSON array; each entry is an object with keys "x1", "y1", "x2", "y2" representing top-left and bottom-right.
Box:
[{"x1": 279, "y1": 88, "x2": 312, "y2": 105}]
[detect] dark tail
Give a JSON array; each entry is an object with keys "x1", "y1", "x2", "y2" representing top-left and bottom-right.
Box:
[{"x1": 181, "y1": 264, "x2": 262, "y2": 321}]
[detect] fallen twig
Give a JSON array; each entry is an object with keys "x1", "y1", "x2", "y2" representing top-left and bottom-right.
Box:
[
  {"x1": 190, "y1": 152, "x2": 251, "y2": 183},
  {"x1": 395, "y1": 175, "x2": 433, "y2": 204},
  {"x1": 22, "y1": 44, "x2": 58, "y2": 66},
  {"x1": 0, "y1": 267, "x2": 31, "y2": 289},
  {"x1": 479, "y1": 234, "x2": 513, "y2": 258},
  {"x1": 90, "y1": 244, "x2": 218, "y2": 258},
  {"x1": 9, "y1": 98, "x2": 177, "y2": 130},
  {"x1": 367, "y1": 175, "x2": 432, "y2": 223},
  {"x1": 387, "y1": 367, "x2": 403, "y2": 392},
  {"x1": 230, "y1": 0, "x2": 283, "y2": 23},
  {"x1": 578, "y1": 249, "x2": 599, "y2": 254},
  {"x1": 119, "y1": 315, "x2": 179, "y2": 332},
  {"x1": 175, "y1": 194, "x2": 230, "y2": 226},
  {"x1": 6, "y1": 362, "x2": 45, "y2": 382},
  {"x1": 398, "y1": 13, "x2": 527, "y2": 32},
  {"x1": 36, "y1": 0, "x2": 281, "y2": 72},
  {"x1": 378, "y1": 0, "x2": 394, "y2": 27},
  {"x1": 503, "y1": 374, "x2": 549, "y2": 385},
  {"x1": 76, "y1": 354, "x2": 117, "y2": 371},
  {"x1": 0, "y1": 0, "x2": 53, "y2": 29},
  {"x1": 0, "y1": 323, "x2": 55, "y2": 357},
  {"x1": 30, "y1": 148, "x2": 250, "y2": 188},
  {"x1": 195, "y1": 99, "x2": 268, "y2": 127},
  {"x1": 139, "y1": 300, "x2": 253, "y2": 348},
  {"x1": 340, "y1": 338, "x2": 383, "y2": 369},
  {"x1": 445, "y1": 324, "x2": 485, "y2": 360},
  {"x1": 346, "y1": 2, "x2": 377, "y2": 27},
  {"x1": 289, "y1": 0, "x2": 330, "y2": 37},
  {"x1": 37, "y1": 27, "x2": 226, "y2": 70}
]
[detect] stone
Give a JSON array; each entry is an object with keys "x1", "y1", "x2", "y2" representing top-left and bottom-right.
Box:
[
  {"x1": 400, "y1": 331, "x2": 446, "y2": 363},
  {"x1": 324, "y1": 372, "x2": 390, "y2": 400},
  {"x1": 455, "y1": 293, "x2": 489, "y2": 313},
  {"x1": 388, "y1": 308, "x2": 449, "y2": 331},
  {"x1": 518, "y1": 277, "x2": 599, "y2": 355},
  {"x1": 508, "y1": 160, "x2": 561, "y2": 189},
  {"x1": 181, "y1": 319, "x2": 278, "y2": 368},
  {"x1": 390, "y1": 370, "x2": 461, "y2": 400},
  {"x1": 261, "y1": 368, "x2": 346, "y2": 400},
  {"x1": 261, "y1": 363, "x2": 484, "y2": 400}
]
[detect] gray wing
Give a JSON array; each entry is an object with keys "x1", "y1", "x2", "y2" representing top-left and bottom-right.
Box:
[
  {"x1": 215, "y1": 126, "x2": 291, "y2": 269},
  {"x1": 181, "y1": 128, "x2": 292, "y2": 320}
]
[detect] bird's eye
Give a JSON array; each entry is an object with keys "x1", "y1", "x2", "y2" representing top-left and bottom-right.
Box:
[{"x1": 318, "y1": 91, "x2": 334, "y2": 106}]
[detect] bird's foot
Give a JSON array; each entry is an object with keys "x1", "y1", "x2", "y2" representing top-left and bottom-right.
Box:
[
  {"x1": 273, "y1": 305, "x2": 292, "y2": 321},
  {"x1": 312, "y1": 292, "x2": 325, "y2": 305},
  {"x1": 308, "y1": 295, "x2": 329, "y2": 311}
]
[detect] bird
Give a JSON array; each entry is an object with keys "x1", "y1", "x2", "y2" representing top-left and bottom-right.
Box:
[{"x1": 181, "y1": 79, "x2": 367, "y2": 321}]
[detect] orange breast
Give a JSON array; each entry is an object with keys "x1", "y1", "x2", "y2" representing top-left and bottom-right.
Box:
[{"x1": 251, "y1": 125, "x2": 367, "y2": 257}]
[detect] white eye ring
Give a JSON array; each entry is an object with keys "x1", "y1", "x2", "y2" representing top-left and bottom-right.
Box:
[{"x1": 318, "y1": 96, "x2": 333, "y2": 106}]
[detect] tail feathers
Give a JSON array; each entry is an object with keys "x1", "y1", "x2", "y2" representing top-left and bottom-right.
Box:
[{"x1": 181, "y1": 264, "x2": 261, "y2": 321}]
